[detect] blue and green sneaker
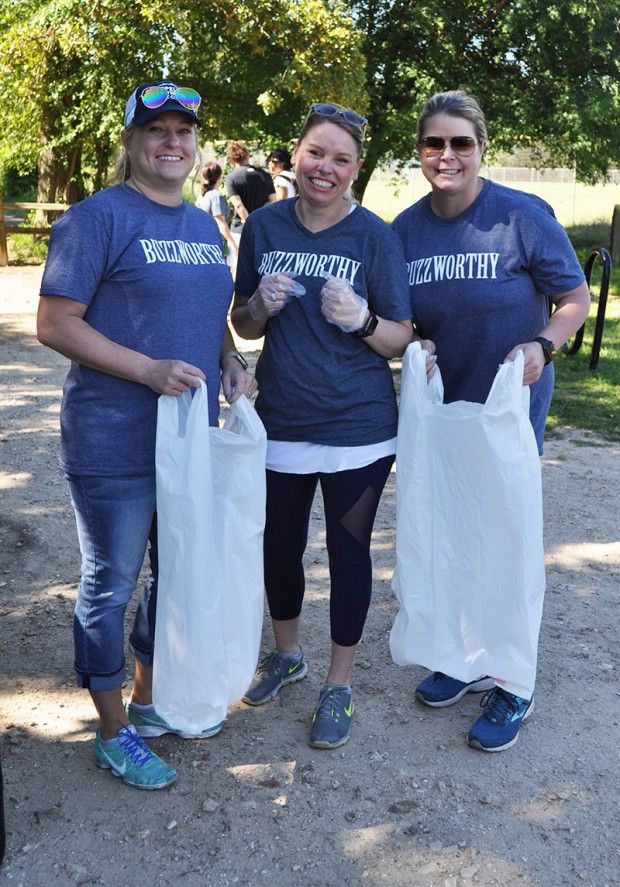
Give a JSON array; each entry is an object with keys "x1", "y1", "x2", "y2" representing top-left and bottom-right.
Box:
[
  {"x1": 125, "y1": 702, "x2": 223, "y2": 739},
  {"x1": 415, "y1": 672, "x2": 495, "y2": 707},
  {"x1": 467, "y1": 687, "x2": 534, "y2": 752},
  {"x1": 242, "y1": 647, "x2": 307, "y2": 706},
  {"x1": 95, "y1": 724, "x2": 177, "y2": 790},
  {"x1": 309, "y1": 684, "x2": 354, "y2": 750}
]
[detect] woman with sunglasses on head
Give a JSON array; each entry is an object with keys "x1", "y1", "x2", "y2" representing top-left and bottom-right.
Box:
[
  {"x1": 37, "y1": 80, "x2": 257, "y2": 790},
  {"x1": 392, "y1": 89, "x2": 590, "y2": 752},
  {"x1": 231, "y1": 101, "x2": 434, "y2": 750}
]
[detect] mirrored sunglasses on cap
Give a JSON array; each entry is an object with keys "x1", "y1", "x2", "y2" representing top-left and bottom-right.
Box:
[
  {"x1": 419, "y1": 136, "x2": 478, "y2": 157},
  {"x1": 309, "y1": 102, "x2": 368, "y2": 132},
  {"x1": 141, "y1": 84, "x2": 202, "y2": 112}
]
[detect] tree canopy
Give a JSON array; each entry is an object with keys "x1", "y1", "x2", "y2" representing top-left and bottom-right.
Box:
[
  {"x1": 1, "y1": 0, "x2": 619, "y2": 203},
  {"x1": 353, "y1": 0, "x2": 620, "y2": 196}
]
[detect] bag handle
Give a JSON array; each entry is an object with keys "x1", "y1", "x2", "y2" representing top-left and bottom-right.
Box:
[
  {"x1": 401, "y1": 341, "x2": 444, "y2": 405},
  {"x1": 483, "y1": 349, "x2": 526, "y2": 417}
]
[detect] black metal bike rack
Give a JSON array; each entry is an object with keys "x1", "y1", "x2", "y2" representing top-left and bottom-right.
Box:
[
  {"x1": 0, "y1": 744, "x2": 5, "y2": 866},
  {"x1": 562, "y1": 246, "x2": 611, "y2": 370}
]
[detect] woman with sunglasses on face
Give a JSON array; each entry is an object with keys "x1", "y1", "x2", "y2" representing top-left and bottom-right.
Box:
[
  {"x1": 266, "y1": 147, "x2": 297, "y2": 200},
  {"x1": 392, "y1": 90, "x2": 590, "y2": 752},
  {"x1": 37, "y1": 80, "x2": 257, "y2": 790},
  {"x1": 231, "y1": 101, "x2": 434, "y2": 750}
]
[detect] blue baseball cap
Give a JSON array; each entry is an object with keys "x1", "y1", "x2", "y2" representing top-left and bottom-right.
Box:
[{"x1": 124, "y1": 81, "x2": 202, "y2": 129}]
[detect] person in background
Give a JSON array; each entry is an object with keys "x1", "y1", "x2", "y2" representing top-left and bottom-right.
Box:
[
  {"x1": 196, "y1": 161, "x2": 238, "y2": 268},
  {"x1": 225, "y1": 140, "x2": 276, "y2": 247},
  {"x1": 266, "y1": 148, "x2": 297, "y2": 200},
  {"x1": 392, "y1": 89, "x2": 590, "y2": 752},
  {"x1": 231, "y1": 101, "x2": 434, "y2": 750},
  {"x1": 37, "y1": 80, "x2": 257, "y2": 790}
]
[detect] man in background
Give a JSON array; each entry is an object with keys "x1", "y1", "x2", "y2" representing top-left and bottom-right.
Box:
[{"x1": 225, "y1": 141, "x2": 276, "y2": 246}]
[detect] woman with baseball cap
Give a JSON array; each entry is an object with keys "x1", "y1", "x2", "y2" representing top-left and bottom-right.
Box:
[{"x1": 37, "y1": 80, "x2": 257, "y2": 789}]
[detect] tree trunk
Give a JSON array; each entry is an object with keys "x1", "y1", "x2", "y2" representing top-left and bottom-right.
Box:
[
  {"x1": 37, "y1": 145, "x2": 82, "y2": 222},
  {"x1": 352, "y1": 162, "x2": 376, "y2": 203}
]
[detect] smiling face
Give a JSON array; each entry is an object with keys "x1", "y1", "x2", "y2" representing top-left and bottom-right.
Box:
[
  {"x1": 293, "y1": 121, "x2": 362, "y2": 207},
  {"x1": 125, "y1": 111, "x2": 198, "y2": 193},
  {"x1": 419, "y1": 112, "x2": 486, "y2": 212}
]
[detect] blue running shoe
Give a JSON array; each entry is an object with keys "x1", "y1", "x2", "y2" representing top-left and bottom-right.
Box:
[
  {"x1": 242, "y1": 648, "x2": 307, "y2": 706},
  {"x1": 309, "y1": 684, "x2": 354, "y2": 750},
  {"x1": 415, "y1": 672, "x2": 495, "y2": 707},
  {"x1": 125, "y1": 702, "x2": 223, "y2": 739},
  {"x1": 95, "y1": 724, "x2": 177, "y2": 790},
  {"x1": 467, "y1": 688, "x2": 534, "y2": 752}
]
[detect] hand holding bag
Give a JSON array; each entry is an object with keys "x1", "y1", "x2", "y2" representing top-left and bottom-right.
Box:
[
  {"x1": 153, "y1": 381, "x2": 266, "y2": 734},
  {"x1": 389, "y1": 342, "x2": 545, "y2": 700}
]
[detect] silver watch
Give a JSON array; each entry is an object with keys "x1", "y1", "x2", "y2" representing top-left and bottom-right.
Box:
[{"x1": 220, "y1": 349, "x2": 248, "y2": 370}]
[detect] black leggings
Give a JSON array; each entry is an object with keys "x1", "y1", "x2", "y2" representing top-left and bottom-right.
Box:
[{"x1": 264, "y1": 455, "x2": 394, "y2": 647}]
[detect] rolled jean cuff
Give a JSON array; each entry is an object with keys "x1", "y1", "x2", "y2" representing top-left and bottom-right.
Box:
[
  {"x1": 128, "y1": 635, "x2": 154, "y2": 668},
  {"x1": 75, "y1": 661, "x2": 126, "y2": 692}
]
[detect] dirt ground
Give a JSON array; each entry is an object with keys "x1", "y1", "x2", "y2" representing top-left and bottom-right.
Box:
[{"x1": 0, "y1": 265, "x2": 619, "y2": 887}]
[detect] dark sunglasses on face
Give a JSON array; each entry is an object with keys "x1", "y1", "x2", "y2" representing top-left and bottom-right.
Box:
[
  {"x1": 309, "y1": 102, "x2": 368, "y2": 133},
  {"x1": 141, "y1": 84, "x2": 202, "y2": 112},
  {"x1": 419, "y1": 136, "x2": 478, "y2": 158}
]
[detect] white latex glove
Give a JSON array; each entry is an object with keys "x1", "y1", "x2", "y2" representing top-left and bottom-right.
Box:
[
  {"x1": 320, "y1": 273, "x2": 368, "y2": 333},
  {"x1": 247, "y1": 273, "x2": 306, "y2": 321}
]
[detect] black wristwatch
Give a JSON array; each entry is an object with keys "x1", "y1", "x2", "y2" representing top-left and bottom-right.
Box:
[
  {"x1": 356, "y1": 313, "x2": 378, "y2": 338},
  {"x1": 533, "y1": 337, "x2": 557, "y2": 365}
]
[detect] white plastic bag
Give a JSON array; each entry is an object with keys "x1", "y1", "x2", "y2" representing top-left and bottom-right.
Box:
[
  {"x1": 153, "y1": 380, "x2": 266, "y2": 734},
  {"x1": 389, "y1": 342, "x2": 545, "y2": 700}
]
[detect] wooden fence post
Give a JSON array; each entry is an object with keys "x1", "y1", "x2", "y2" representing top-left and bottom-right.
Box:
[{"x1": 0, "y1": 192, "x2": 8, "y2": 267}]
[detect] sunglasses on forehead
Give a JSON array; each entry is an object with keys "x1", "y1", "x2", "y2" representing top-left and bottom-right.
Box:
[
  {"x1": 141, "y1": 84, "x2": 202, "y2": 112},
  {"x1": 309, "y1": 102, "x2": 368, "y2": 132},
  {"x1": 419, "y1": 136, "x2": 478, "y2": 158}
]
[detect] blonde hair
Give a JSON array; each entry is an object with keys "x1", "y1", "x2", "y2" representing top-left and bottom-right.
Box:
[
  {"x1": 416, "y1": 90, "x2": 488, "y2": 144},
  {"x1": 298, "y1": 110, "x2": 364, "y2": 161}
]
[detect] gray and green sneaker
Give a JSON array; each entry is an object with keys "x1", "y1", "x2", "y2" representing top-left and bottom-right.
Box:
[
  {"x1": 125, "y1": 702, "x2": 223, "y2": 739},
  {"x1": 95, "y1": 724, "x2": 177, "y2": 790},
  {"x1": 242, "y1": 647, "x2": 307, "y2": 705},
  {"x1": 309, "y1": 684, "x2": 354, "y2": 749}
]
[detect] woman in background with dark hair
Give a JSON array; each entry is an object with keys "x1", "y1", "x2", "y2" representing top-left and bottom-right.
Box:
[{"x1": 196, "y1": 161, "x2": 238, "y2": 267}]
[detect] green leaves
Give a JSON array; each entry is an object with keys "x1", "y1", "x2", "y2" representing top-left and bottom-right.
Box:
[{"x1": 2, "y1": 0, "x2": 620, "y2": 202}]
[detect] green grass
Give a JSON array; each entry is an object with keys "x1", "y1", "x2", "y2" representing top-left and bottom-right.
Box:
[{"x1": 548, "y1": 275, "x2": 620, "y2": 442}]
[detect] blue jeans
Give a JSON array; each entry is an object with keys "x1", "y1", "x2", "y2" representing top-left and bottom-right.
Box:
[{"x1": 66, "y1": 473, "x2": 158, "y2": 692}]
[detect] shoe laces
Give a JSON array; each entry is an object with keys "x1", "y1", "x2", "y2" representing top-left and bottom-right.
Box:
[
  {"x1": 479, "y1": 688, "x2": 524, "y2": 725},
  {"x1": 258, "y1": 649, "x2": 284, "y2": 678},
  {"x1": 314, "y1": 686, "x2": 349, "y2": 724},
  {"x1": 118, "y1": 726, "x2": 154, "y2": 766}
]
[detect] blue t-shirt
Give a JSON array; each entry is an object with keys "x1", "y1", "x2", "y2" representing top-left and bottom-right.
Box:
[
  {"x1": 235, "y1": 200, "x2": 411, "y2": 446},
  {"x1": 40, "y1": 184, "x2": 234, "y2": 476},
  {"x1": 392, "y1": 179, "x2": 585, "y2": 451}
]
